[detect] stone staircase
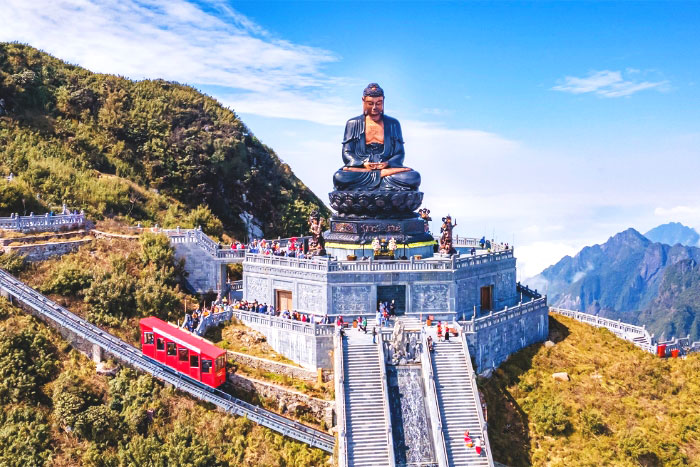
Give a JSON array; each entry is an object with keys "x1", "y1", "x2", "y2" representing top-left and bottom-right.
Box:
[
  {"x1": 343, "y1": 339, "x2": 393, "y2": 466},
  {"x1": 431, "y1": 340, "x2": 490, "y2": 466}
]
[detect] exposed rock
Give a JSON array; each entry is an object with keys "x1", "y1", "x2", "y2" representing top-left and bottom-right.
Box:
[
  {"x1": 552, "y1": 372, "x2": 570, "y2": 381},
  {"x1": 479, "y1": 368, "x2": 494, "y2": 378},
  {"x1": 544, "y1": 340, "x2": 555, "y2": 348},
  {"x1": 96, "y1": 361, "x2": 120, "y2": 376}
]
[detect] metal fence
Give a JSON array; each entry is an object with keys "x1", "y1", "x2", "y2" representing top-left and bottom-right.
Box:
[{"x1": 0, "y1": 269, "x2": 334, "y2": 452}]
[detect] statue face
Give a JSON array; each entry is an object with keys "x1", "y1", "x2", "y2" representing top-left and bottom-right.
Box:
[{"x1": 362, "y1": 96, "x2": 384, "y2": 121}]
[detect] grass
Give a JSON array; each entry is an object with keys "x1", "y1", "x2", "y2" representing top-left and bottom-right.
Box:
[
  {"x1": 206, "y1": 319, "x2": 301, "y2": 367},
  {"x1": 479, "y1": 314, "x2": 700, "y2": 467}
]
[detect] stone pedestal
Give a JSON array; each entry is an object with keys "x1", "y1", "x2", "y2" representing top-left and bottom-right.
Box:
[{"x1": 324, "y1": 189, "x2": 435, "y2": 259}]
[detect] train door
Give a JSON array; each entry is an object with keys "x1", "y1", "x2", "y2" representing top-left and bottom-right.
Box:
[
  {"x1": 141, "y1": 329, "x2": 155, "y2": 358},
  {"x1": 177, "y1": 345, "x2": 189, "y2": 374},
  {"x1": 200, "y1": 356, "x2": 214, "y2": 386},
  {"x1": 189, "y1": 352, "x2": 200, "y2": 381},
  {"x1": 155, "y1": 335, "x2": 166, "y2": 363},
  {"x1": 165, "y1": 340, "x2": 177, "y2": 367}
]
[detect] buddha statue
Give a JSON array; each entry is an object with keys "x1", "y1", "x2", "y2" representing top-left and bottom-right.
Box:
[{"x1": 332, "y1": 83, "x2": 421, "y2": 192}]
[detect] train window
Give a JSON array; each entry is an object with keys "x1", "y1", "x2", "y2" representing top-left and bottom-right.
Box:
[
  {"x1": 201, "y1": 359, "x2": 212, "y2": 373},
  {"x1": 144, "y1": 332, "x2": 154, "y2": 345},
  {"x1": 167, "y1": 342, "x2": 176, "y2": 356},
  {"x1": 156, "y1": 338, "x2": 164, "y2": 351},
  {"x1": 190, "y1": 354, "x2": 199, "y2": 368},
  {"x1": 215, "y1": 355, "x2": 226, "y2": 371},
  {"x1": 178, "y1": 347, "x2": 188, "y2": 361}
]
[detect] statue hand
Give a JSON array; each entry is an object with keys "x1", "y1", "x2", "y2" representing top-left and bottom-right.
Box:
[
  {"x1": 363, "y1": 161, "x2": 375, "y2": 170},
  {"x1": 375, "y1": 162, "x2": 388, "y2": 170}
]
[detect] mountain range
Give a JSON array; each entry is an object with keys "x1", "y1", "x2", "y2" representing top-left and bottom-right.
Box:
[{"x1": 529, "y1": 226, "x2": 700, "y2": 341}]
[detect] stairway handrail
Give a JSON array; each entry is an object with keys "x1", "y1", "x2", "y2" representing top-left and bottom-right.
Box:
[
  {"x1": 376, "y1": 337, "x2": 397, "y2": 466},
  {"x1": 420, "y1": 328, "x2": 449, "y2": 467},
  {"x1": 334, "y1": 332, "x2": 348, "y2": 467},
  {"x1": 459, "y1": 331, "x2": 495, "y2": 467}
]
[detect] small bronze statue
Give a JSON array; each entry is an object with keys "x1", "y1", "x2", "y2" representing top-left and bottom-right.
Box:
[
  {"x1": 418, "y1": 208, "x2": 432, "y2": 233},
  {"x1": 308, "y1": 210, "x2": 326, "y2": 256},
  {"x1": 439, "y1": 215, "x2": 457, "y2": 255}
]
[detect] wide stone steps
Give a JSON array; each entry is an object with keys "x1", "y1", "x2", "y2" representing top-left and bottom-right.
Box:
[
  {"x1": 343, "y1": 340, "x2": 392, "y2": 467},
  {"x1": 431, "y1": 341, "x2": 490, "y2": 466}
]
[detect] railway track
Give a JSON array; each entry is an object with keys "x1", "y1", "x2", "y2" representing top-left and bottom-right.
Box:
[{"x1": 0, "y1": 269, "x2": 334, "y2": 453}]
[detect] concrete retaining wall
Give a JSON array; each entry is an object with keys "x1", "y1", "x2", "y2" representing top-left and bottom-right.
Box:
[
  {"x1": 3, "y1": 238, "x2": 92, "y2": 262},
  {"x1": 228, "y1": 373, "x2": 334, "y2": 428},
  {"x1": 227, "y1": 350, "x2": 323, "y2": 383}
]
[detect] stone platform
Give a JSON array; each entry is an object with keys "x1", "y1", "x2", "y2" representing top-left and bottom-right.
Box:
[{"x1": 324, "y1": 214, "x2": 435, "y2": 259}]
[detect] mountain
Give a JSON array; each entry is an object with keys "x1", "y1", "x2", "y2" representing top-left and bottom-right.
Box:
[
  {"x1": 530, "y1": 228, "x2": 700, "y2": 340},
  {"x1": 0, "y1": 43, "x2": 329, "y2": 239},
  {"x1": 644, "y1": 222, "x2": 700, "y2": 247}
]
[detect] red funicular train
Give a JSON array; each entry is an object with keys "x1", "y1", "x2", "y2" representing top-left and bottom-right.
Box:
[{"x1": 139, "y1": 317, "x2": 227, "y2": 388}]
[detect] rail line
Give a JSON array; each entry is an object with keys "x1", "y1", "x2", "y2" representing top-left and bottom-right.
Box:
[{"x1": 0, "y1": 269, "x2": 334, "y2": 453}]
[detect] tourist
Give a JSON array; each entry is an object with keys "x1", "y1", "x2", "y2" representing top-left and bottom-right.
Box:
[
  {"x1": 372, "y1": 326, "x2": 377, "y2": 344},
  {"x1": 464, "y1": 430, "x2": 473, "y2": 448},
  {"x1": 390, "y1": 300, "x2": 396, "y2": 316},
  {"x1": 427, "y1": 335, "x2": 434, "y2": 352},
  {"x1": 445, "y1": 327, "x2": 450, "y2": 341},
  {"x1": 476, "y1": 437, "x2": 484, "y2": 455},
  {"x1": 471, "y1": 247, "x2": 476, "y2": 255},
  {"x1": 376, "y1": 309, "x2": 382, "y2": 327},
  {"x1": 437, "y1": 322, "x2": 443, "y2": 340},
  {"x1": 362, "y1": 316, "x2": 368, "y2": 334}
]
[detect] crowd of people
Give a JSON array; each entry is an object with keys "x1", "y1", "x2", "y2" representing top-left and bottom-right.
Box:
[
  {"x1": 229, "y1": 237, "x2": 310, "y2": 258},
  {"x1": 181, "y1": 296, "x2": 334, "y2": 332}
]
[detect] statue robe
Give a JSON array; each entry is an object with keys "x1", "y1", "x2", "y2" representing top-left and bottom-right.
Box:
[{"x1": 333, "y1": 115, "x2": 421, "y2": 191}]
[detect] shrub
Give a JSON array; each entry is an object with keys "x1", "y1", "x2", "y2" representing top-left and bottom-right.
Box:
[
  {"x1": 84, "y1": 270, "x2": 137, "y2": 325},
  {"x1": 40, "y1": 258, "x2": 92, "y2": 295},
  {"x1": 580, "y1": 409, "x2": 607, "y2": 436},
  {"x1": 0, "y1": 325, "x2": 58, "y2": 403},
  {"x1": 0, "y1": 250, "x2": 27, "y2": 274},
  {"x1": 0, "y1": 406, "x2": 52, "y2": 466},
  {"x1": 532, "y1": 398, "x2": 571, "y2": 435}
]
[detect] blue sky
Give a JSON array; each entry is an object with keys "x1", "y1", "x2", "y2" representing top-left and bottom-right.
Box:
[{"x1": 2, "y1": 0, "x2": 700, "y2": 278}]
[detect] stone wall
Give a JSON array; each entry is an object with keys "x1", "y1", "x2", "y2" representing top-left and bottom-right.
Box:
[
  {"x1": 238, "y1": 318, "x2": 334, "y2": 371},
  {"x1": 3, "y1": 238, "x2": 92, "y2": 262},
  {"x1": 465, "y1": 298, "x2": 549, "y2": 373},
  {"x1": 227, "y1": 350, "x2": 327, "y2": 382},
  {"x1": 228, "y1": 373, "x2": 334, "y2": 428},
  {"x1": 173, "y1": 242, "x2": 226, "y2": 293}
]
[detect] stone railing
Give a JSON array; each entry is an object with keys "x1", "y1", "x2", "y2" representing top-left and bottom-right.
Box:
[
  {"x1": 459, "y1": 331, "x2": 495, "y2": 467},
  {"x1": 551, "y1": 307, "x2": 700, "y2": 356},
  {"x1": 0, "y1": 212, "x2": 86, "y2": 232},
  {"x1": 549, "y1": 307, "x2": 655, "y2": 352},
  {"x1": 197, "y1": 308, "x2": 334, "y2": 337},
  {"x1": 376, "y1": 337, "x2": 396, "y2": 466},
  {"x1": 167, "y1": 227, "x2": 514, "y2": 272},
  {"x1": 461, "y1": 297, "x2": 548, "y2": 333},
  {"x1": 334, "y1": 333, "x2": 348, "y2": 467},
  {"x1": 164, "y1": 227, "x2": 311, "y2": 261},
  {"x1": 420, "y1": 329, "x2": 449, "y2": 467},
  {"x1": 516, "y1": 281, "x2": 541, "y2": 299}
]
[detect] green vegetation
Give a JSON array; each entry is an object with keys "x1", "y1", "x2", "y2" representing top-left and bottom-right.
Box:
[
  {"x1": 0, "y1": 42, "x2": 329, "y2": 240},
  {"x1": 0, "y1": 298, "x2": 329, "y2": 466},
  {"x1": 0, "y1": 249, "x2": 27, "y2": 274},
  {"x1": 480, "y1": 314, "x2": 700, "y2": 466},
  {"x1": 24, "y1": 233, "x2": 187, "y2": 343}
]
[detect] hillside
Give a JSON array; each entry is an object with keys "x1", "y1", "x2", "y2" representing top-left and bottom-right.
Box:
[
  {"x1": 0, "y1": 297, "x2": 328, "y2": 466},
  {"x1": 645, "y1": 222, "x2": 700, "y2": 248},
  {"x1": 480, "y1": 314, "x2": 700, "y2": 466},
  {"x1": 0, "y1": 42, "x2": 329, "y2": 240},
  {"x1": 530, "y1": 228, "x2": 700, "y2": 340}
]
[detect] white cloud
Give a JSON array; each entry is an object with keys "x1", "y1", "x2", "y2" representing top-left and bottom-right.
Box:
[
  {"x1": 553, "y1": 70, "x2": 667, "y2": 98},
  {"x1": 0, "y1": 0, "x2": 338, "y2": 105}
]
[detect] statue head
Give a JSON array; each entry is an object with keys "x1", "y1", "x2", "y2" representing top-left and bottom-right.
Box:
[{"x1": 362, "y1": 83, "x2": 384, "y2": 121}]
